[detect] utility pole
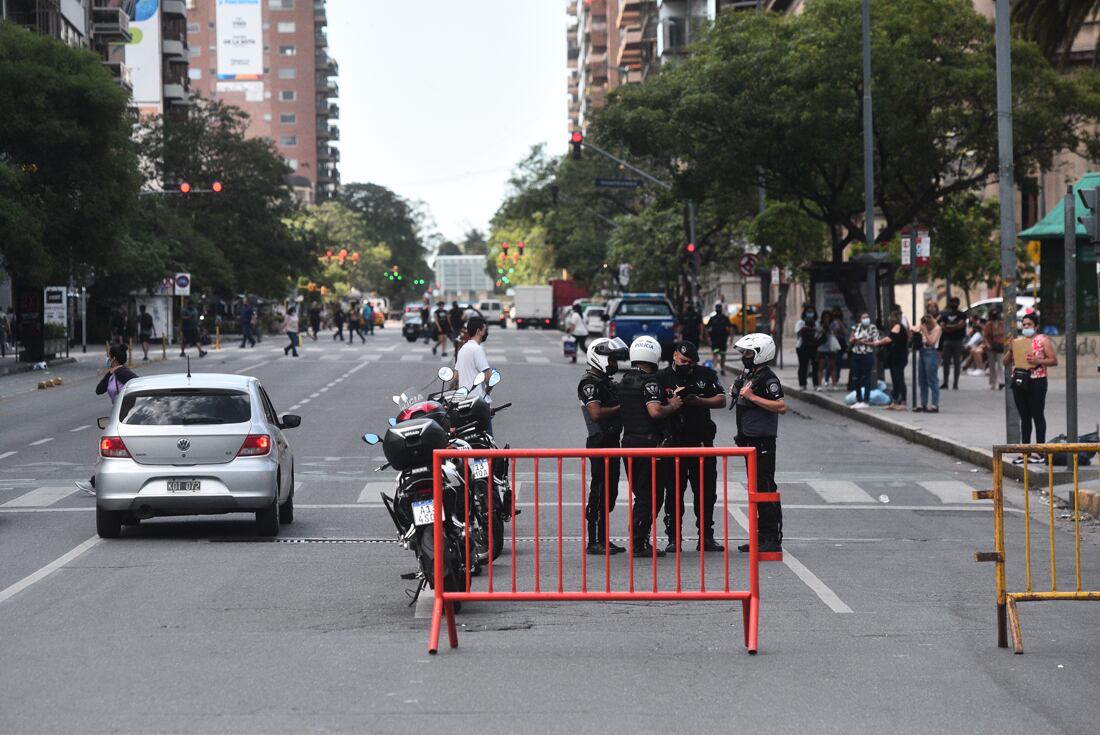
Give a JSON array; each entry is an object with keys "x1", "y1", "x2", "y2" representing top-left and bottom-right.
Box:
[
  {"x1": 862, "y1": 0, "x2": 875, "y2": 252},
  {"x1": 995, "y1": 0, "x2": 1021, "y2": 443},
  {"x1": 1064, "y1": 187, "x2": 1078, "y2": 441}
]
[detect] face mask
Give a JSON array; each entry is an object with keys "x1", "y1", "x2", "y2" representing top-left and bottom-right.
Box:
[
  {"x1": 104, "y1": 357, "x2": 112, "y2": 369},
  {"x1": 605, "y1": 363, "x2": 617, "y2": 377},
  {"x1": 1021, "y1": 327, "x2": 1035, "y2": 337},
  {"x1": 861, "y1": 318, "x2": 871, "y2": 327},
  {"x1": 741, "y1": 356, "x2": 755, "y2": 369},
  {"x1": 480, "y1": 330, "x2": 488, "y2": 343},
  {"x1": 804, "y1": 311, "x2": 815, "y2": 319},
  {"x1": 674, "y1": 364, "x2": 692, "y2": 377}
]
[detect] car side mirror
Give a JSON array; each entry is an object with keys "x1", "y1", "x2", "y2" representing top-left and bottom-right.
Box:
[
  {"x1": 280, "y1": 414, "x2": 302, "y2": 429},
  {"x1": 96, "y1": 417, "x2": 109, "y2": 430}
]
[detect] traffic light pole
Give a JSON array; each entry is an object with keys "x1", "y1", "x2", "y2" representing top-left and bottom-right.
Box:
[{"x1": 1064, "y1": 188, "x2": 1078, "y2": 442}]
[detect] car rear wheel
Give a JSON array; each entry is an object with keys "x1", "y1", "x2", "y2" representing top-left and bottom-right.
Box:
[
  {"x1": 256, "y1": 496, "x2": 279, "y2": 537},
  {"x1": 96, "y1": 506, "x2": 123, "y2": 538},
  {"x1": 279, "y1": 483, "x2": 294, "y2": 524}
]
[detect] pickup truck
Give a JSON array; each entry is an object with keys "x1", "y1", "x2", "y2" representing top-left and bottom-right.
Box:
[{"x1": 606, "y1": 293, "x2": 678, "y2": 360}]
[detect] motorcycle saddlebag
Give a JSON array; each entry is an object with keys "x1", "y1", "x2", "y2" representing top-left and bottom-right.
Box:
[{"x1": 383, "y1": 418, "x2": 449, "y2": 471}]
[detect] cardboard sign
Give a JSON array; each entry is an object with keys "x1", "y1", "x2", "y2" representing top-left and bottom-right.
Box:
[{"x1": 1011, "y1": 336, "x2": 1032, "y2": 368}]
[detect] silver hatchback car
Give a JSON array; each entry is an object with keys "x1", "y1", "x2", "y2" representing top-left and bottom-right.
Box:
[{"x1": 94, "y1": 373, "x2": 301, "y2": 538}]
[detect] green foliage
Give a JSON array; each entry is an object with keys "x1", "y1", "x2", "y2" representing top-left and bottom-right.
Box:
[
  {"x1": 748, "y1": 202, "x2": 828, "y2": 284},
  {"x1": 339, "y1": 183, "x2": 432, "y2": 299},
  {"x1": 0, "y1": 21, "x2": 139, "y2": 286},
  {"x1": 1012, "y1": 0, "x2": 1100, "y2": 66},
  {"x1": 286, "y1": 200, "x2": 391, "y2": 295}
]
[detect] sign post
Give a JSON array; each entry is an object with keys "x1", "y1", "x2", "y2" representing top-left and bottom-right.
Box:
[
  {"x1": 738, "y1": 254, "x2": 758, "y2": 335},
  {"x1": 174, "y1": 273, "x2": 191, "y2": 349}
]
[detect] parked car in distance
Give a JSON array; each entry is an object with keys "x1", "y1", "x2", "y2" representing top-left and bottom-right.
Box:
[
  {"x1": 583, "y1": 305, "x2": 606, "y2": 335},
  {"x1": 606, "y1": 293, "x2": 677, "y2": 360},
  {"x1": 93, "y1": 373, "x2": 300, "y2": 538},
  {"x1": 965, "y1": 296, "x2": 1037, "y2": 327},
  {"x1": 726, "y1": 303, "x2": 760, "y2": 335}
]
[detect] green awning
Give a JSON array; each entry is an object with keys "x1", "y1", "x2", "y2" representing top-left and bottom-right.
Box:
[{"x1": 1018, "y1": 171, "x2": 1100, "y2": 240}]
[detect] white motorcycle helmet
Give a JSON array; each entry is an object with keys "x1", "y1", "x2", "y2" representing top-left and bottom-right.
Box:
[
  {"x1": 587, "y1": 337, "x2": 628, "y2": 374},
  {"x1": 734, "y1": 333, "x2": 776, "y2": 366},
  {"x1": 629, "y1": 335, "x2": 662, "y2": 367}
]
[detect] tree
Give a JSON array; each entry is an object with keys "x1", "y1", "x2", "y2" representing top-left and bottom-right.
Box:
[
  {"x1": 1012, "y1": 0, "x2": 1100, "y2": 67},
  {"x1": 461, "y1": 228, "x2": 488, "y2": 255},
  {"x1": 595, "y1": 0, "x2": 1100, "y2": 264},
  {"x1": 285, "y1": 200, "x2": 391, "y2": 297},
  {"x1": 340, "y1": 183, "x2": 432, "y2": 299},
  {"x1": 0, "y1": 22, "x2": 139, "y2": 287}
]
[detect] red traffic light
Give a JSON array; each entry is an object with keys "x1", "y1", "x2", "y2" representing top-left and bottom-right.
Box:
[
  {"x1": 686, "y1": 243, "x2": 696, "y2": 253},
  {"x1": 501, "y1": 241, "x2": 509, "y2": 254},
  {"x1": 571, "y1": 131, "x2": 583, "y2": 144},
  {"x1": 179, "y1": 182, "x2": 191, "y2": 194},
  {"x1": 212, "y1": 181, "x2": 223, "y2": 193},
  {"x1": 517, "y1": 241, "x2": 525, "y2": 255}
]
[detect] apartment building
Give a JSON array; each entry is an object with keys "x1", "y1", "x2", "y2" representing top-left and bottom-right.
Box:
[
  {"x1": 185, "y1": 0, "x2": 339, "y2": 203},
  {"x1": 568, "y1": 0, "x2": 620, "y2": 132}
]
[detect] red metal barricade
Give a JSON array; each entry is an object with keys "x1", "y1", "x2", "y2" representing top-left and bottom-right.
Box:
[{"x1": 427, "y1": 447, "x2": 781, "y2": 655}]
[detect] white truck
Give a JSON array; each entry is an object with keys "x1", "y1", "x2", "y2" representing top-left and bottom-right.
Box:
[{"x1": 512, "y1": 285, "x2": 554, "y2": 329}]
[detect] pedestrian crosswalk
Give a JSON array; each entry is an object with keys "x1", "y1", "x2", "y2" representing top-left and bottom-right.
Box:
[{"x1": 242, "y1": 343, "x2": 563, "y2": 365}]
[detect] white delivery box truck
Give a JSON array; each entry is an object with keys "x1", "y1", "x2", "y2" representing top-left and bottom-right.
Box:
[{"x1": 512, "y1": 285, "x2": 554, "y2": 329}]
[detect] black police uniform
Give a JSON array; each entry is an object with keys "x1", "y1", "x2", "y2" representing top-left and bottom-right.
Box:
[
  {"x1": 577, "y1": 371, "x2": 622, "y2": 548},
  {"x1": 658, "y1": 362, "x2": 723, "y2": 546},
  {"x1": 617, "y1": 367, "x2": 670, "y2": 553},
  {"x1": 733, "y1": 363, "x2": 784, "y2": 550}
]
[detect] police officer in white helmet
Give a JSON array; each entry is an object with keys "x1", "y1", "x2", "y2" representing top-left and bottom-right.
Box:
[
  {"x1": 616, "y1": 335, "x2": 683, "y2": 557},
  {"x1": 730, "y1": 333, "x2": 786, "y2": 553}
]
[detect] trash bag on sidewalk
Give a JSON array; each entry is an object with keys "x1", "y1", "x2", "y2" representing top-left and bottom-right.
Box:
[{"x1": 1048, "y1": 427, "x2": 1098, "y2": 466}]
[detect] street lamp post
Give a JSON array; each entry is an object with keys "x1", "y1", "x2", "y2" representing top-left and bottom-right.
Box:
[{"x1": 862, "y1": 0, "x2": 875, "y2": 251}]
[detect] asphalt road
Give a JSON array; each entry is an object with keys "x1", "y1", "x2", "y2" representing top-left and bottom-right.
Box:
[{"x1": 1, "y1": 325, "x2": 1098, "y2": 734}]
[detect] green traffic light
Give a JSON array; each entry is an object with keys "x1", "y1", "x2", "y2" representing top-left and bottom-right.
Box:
[{"x1": 508, "y1": 268, "x2": 514, "y2": 274}]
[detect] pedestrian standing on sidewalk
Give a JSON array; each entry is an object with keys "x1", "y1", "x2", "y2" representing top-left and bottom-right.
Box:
[
  {"x1": 137, "y1": 304, "x2": 155, "y2": 361},
  {"x1": 848, "y1": 312, "x2": 886, "y2": 408},
  {"x1": 239, "y1": 298, "x2": 257, "y2": 348},
  {"x1": 794, "y1": 309, "x2": 820, "y2": 390},
  {"x1": 816, "y1": 311, "x2": 841, "y2": 390},
  {"x1": 962, "y1": 316, "x2": 987, "y2": 375},
  {"x1": 983, "y1": 308, "x2": 1006, "y2": 389},
  {"x1": 74, "y1": 343, "x2": 137, "y2": 496},
  {"x1": 938, "y1": 297, "x2": 966, "y2": 390},
  {"x1": 912, "y1": 314, "x2": 942, "y2": 412},
  {"x1": 332, "y1": 305, "x2": 346, "y2": 341},
  {"x1": 884, "y1": 312, "x2": 909, "y2": 410},
  {"x1": 282, "y1": 306, "x2": 300, "y2": 357},
  {"x1": 0, "y1": 307, "x2": 10, "y2": 359},
  {"x1": 565, "y1": 303, "x2": 588, "y2": 362},
  {"x1": 1004, "y1": 312, "x2": 1057, "y2": 458}
]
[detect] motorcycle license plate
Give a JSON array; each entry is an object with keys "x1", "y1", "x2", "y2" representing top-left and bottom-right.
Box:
[
  {"x1": 470, "y1": 459, "x2": 490, "y2": 480},
  {"x1": 411, "y1": 499, "x2": 435, "y2": 527},
  {"x1": 167, "y1": 479, "x2": 200, "y2": 493}
]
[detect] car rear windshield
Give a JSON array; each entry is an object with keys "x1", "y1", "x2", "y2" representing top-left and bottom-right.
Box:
[
  {"x1": 119, "y1": 389, "x2": 251, "y2": 425},
  {"x1": 616, "y1": 301, "x2": 673, "y2": 317}
]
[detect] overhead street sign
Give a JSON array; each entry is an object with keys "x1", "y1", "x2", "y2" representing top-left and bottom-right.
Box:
[
  {"x1": 594, "y1": 178, "x2": 643, "y2": 189},
  {"x1": 738, "y1": 253, "x2": 758, "y2": 278}
]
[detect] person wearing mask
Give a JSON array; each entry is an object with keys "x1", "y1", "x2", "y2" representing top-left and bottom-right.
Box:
[
  {"x1": 730, "y1": 333, "x2": 786, "y2": 553},
  {"x1": 283, "y1": 306, "x2": 300, "y2": 357},
  {"x1": 332, "y1": 305, "x2": 346, "y2": 342},
  {"x1": 705, "y1": 302, "x2": 731, "y2": 376},
  {"x1": 239, "y1": 298, "x2": 256, "y2": 348},
  {"x1": 658, "y1": 341, "x2": 726, "y2": 552},
  {"x1": 455, "y1": 315, "x2": 493, "y2": 399},
  {"x1": 74, "y1": 344, "x2": 138, "y2": 496},
  {"x1": 137, "y1": 304, "x2": 155, "y2": 361},
  {"x1": 1004, "y1": 312, "x2": 1057, "y2": 461},
  {"x1": 678, "y1": 302, "x2": 703, "y2": 347},
  {"x1": 794, "y1": 311, "x2": 821, "y2": 391},
  {"x1": 884, "y1": 312, "x2": 909, "y2": 410},
  {"x1": 815, "y1": 311, "x2": 841, "y2": 391},
  {"x1": 180, "y1": 299, "x2": 207, "y2": 358},
  {"x1": 848, "y1": 312, "x2": 886, "y2": 408},
  {"x1": 577, "y1": 337, "x2": 629, "y2": 555},
  {"x1": 565, "y1": 303, "x2": 589, "y2": 362},
  {"x1": 363, "y1": 302, "x2": 375, "y2": 336},
  {"x1": 912, "y1": 314, "x2": 942, "y2": 412},
  {"x1": 433, "y1": 301, "x2": 450, "y2": 356},
  {"x1": 938, "y1": 297, "x2": 966, "y2": 389},
  {"x1": 617, "y1": 335, "x2": 683, "y2": 558},
  {"x1": 982, "y1": 308, "x2": 1006, "y2": 390}
]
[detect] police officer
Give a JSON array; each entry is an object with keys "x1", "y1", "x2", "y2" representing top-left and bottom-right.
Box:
[
  {"x1": 730, "y1": 333, "x2": 785, "y2": 553},
  {"x1": 658, "y1": 341, "x2": 726, "y2": 552},
  {"x1": 577, "y1": 337, "x2": 629, "y2": 555},
  {"x1": 617, "y1": 335, "x2": 683, "y2": 557}
]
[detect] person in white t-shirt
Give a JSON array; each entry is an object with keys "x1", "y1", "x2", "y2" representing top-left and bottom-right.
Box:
[
  {"x1": 455, "y1": 316, "x2": 493, "y2": 405},
  {"x1": 565, "y1": 304, "x2": 589, "y2": 363}
]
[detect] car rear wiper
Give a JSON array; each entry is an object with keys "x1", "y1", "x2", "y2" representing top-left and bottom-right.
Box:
[{"x1": 182, "y1": 417, "x2": 226, "y2": 424}]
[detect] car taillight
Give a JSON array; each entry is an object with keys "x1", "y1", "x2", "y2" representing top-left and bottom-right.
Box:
[
  {"x1": 608, "y1": 322, "x2": 616, "y2": 338},
  {"x1": 237, "y1": 434, "x2": 271, "y2": 457},
  {"x1": 100, "y1": 436, "x2": 130, "y2": 458}
]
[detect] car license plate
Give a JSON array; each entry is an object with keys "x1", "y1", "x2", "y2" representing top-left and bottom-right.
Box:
[
  {"x1": 470, "y1": 459, "x2": 490, "y2": 480},
  {"x1": 411, "y1": 499, "x2": 435, "y2": 527},
  {"x1": 167, "y1": 479, "x2": 200, "y2": 493}
]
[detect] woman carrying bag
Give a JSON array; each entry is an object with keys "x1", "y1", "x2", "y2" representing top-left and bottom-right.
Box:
[{"x1": 1003, "y1": 312, "x2": 1057, "y2": 462}]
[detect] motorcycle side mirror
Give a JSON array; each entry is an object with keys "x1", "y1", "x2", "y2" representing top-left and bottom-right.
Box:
[
  {"x1": 472, "y1": 371, "x2": 485, "y2": 387},
  {"x1": 362, "y1": 433, "x2": 381, "y2": 445},
  {"x1": 437, "y1": 366, "x2": 454, "y2": 382},
  {"x1": 388, "y1": 417, "x2": 397, "y2": 426},
  {"x1": 453, "y1": 387, "x2": 469, "y2": 401},
  {"x1": 487, "y1": 370, "x2": 502, "y2": 388},
  {"x1": 391, "y1": 395, "x2": 401, "y2": 406}
]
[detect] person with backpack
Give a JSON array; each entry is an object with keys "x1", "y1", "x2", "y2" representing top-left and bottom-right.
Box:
[{"x1": 982, "y1": 307, "x2": 1006, "y2": 389}]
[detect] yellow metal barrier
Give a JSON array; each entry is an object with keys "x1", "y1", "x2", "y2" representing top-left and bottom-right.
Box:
[{"x1": 977, "y1": 443, "x2": 1100, "y2": 653}]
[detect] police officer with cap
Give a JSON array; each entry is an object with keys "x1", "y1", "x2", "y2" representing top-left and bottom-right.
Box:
[
  {"x1": 617, "y1": 335, "x2": 683, "y2": 557},
  {"x1": 577, "y1": 337, "x2": 629, "y2": 555},
  {"x1": 658, "y1": 340, "x2": 726, "y2": 552},
  {"x1": 730, "y1": 333, "x2": 786, "y2": 553}
]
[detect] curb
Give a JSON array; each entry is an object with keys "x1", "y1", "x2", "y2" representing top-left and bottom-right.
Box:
[
  {"x1": 0, "y1": 357, "x2": 76, "y2": 378},
  {"x1": 785, "y1": 388, "x2": 1060, "y2": 487}
]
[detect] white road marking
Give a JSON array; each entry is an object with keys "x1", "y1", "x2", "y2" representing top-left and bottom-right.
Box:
[
  {"x1": 28, "y1": 438, "x2": 53, "y2": 447},
  {"x1": 728, "y1": 506, "x2": 853, "y2": 613},
  {"x1": 288, "y1": 405, "x2": 302, "y2": 411},
  {"x1": 320, "y1": 354, "x2": 340, "y2": 361},
  {"x1": 357, "y1": 482, "x2": 392, "y2": 503},
  {"x1": 919, "y1": 480, "x2": 989, "y2": 504},
  {"x1": 0, "y1": 536, "x2": 102, "y2": 606},
  {"x1": 298, "y1": 398, "x2": 311, "y2": 405},
  {"x1": 362, "y1": 354, "x2": 382, "y2": 362},
  {"x1": 2, "y1": 486, "x2": 77, "y2": 508},
  {"x1": 806, "y1": 480, "x2": 876, "y2": 504},
  {"x1": 294, "y1": 481, "x2": 303, "y2": 494},
  {"x1": 69, "y1": 425, "x2": 92, "y2": 433},
  {"x1": 309, "y1": 392, "x2": 321, "y2": 398},
  {"x1": 234, "y1": 359, "x2": 273, "y2": 374},
  {"x1": 522, "y1": 349, "x2": 543, "y2": 354},
  {"x1": 0, "y1": 451, "x2": 17, "y2": 460},
  {"x1": 319, "y1": 387, "x2": 329, "y2": 393},
  {"x1": 379, "y1": 344, "x2": 399, "y2": 352},
  {"x1": 278, "y1": 503, "x2": 1015, "y2": 514},
  {"x1": 400, "y1": 354, "x2": 423, "y2": 362},
  {"x1": 491, "y1": 355, "x2": 509, "y2": 363},
  {"x1": 526, "y1": 356, "x2": 551, "y2": 364}
]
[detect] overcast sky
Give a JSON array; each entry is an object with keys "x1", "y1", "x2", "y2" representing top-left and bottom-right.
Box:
[{"x1": 327, "y1": 1, "x2": 568, "y2": 243}]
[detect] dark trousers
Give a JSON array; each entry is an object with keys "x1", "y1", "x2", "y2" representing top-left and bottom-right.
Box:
[
  {"x1": 941, "y1": 339, "x2": 964, "y2": 388},
  {"x1": 621, "y1": 434, "x2": 667, "y2": 544},
  {"x1": 663, "y1": 439, "x2": 718, "y2": 540},
  {"x1": 796, "y1": 346, "x2": 819, "y2": 388},
  {"x1": 850, "y1": 351, "x2": 874, "y2": 402},
  {"x1": 239, "y1": 324, "x2": 255, "y2": 347},
  {"x1": 284, "y1": 331, "x2": 298, "y2": 356},
  {"x1": 1013, "y1": 377, "x2": 1048, "y2": 444},
  {"x1": 585, "y1": 432, "x2": 621, "y2": 543},
  {"x1": 333, "y1": 324, "x2": 344, "y2": 341},
  {"x1": 889, "y1": 362, "x2": 907, "y2": 404},
  {"x1": 735, "y1": 434, "x2": 782, "y2": 544}
]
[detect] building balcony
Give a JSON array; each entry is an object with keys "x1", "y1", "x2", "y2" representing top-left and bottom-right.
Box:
[
  {"x1": 617, "y1": 0, "x2": 645, "y2": 29},
  {"x1": 590, "y1": 27, "x2": 608, "y2": 50},
  {"x1": 102, "y1": 60, "x2": 132, "y2": 90},
  {"x1": 328, "y1": 103, "x2": 339, "y2": 118},
  {"x1": 329, "y1": 125, "x2": 339, "y2": 141},
  {"x1": 315, "y1": 52, "x2": 338, "y2": 75},
  {"x1": 324, "y1": 79, "x2": 338, "y2": 97},
  {"x1": 317, "y1": 146, "x2": 340, "y2": 163},
  {"x1": 162, "y1": 38, "x2": 186, "y2": 60},
  {"x1": 315, "y1": 5, "x2": 326, "y2": 26},
  {"x1": 91, "y1": 3, "x2": 130, "y2": 43},
  {"x1": 315, "y1": 31, "x2": 328, "y2": 48},
  {"x1": 163, "y1": 83, "x2": 187, "y2": 102}
]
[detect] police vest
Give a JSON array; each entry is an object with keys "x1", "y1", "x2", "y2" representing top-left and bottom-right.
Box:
[
  {"x1": 617, "y1": 369, "x2": 663, "y2": 437},
  {"x1": 734, "y1": 366, "x2": 782, "y2": 438}
]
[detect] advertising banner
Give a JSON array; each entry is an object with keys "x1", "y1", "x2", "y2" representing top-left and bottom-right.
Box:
[
  {"x1": 43, "y1": 287, "x2": 67, "y2": 327},
  {"x1": 125, "y1": 0, "x2": 163, "y2": 114},
  {"x1": 216, "y1": 0, "x2": 264, "y2": 81}
]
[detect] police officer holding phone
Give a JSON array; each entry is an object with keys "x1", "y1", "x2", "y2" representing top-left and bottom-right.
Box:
[
  {"x1": 577, "y1": 337, "x2": 629, "y2": 555},
  {"x1": 730, "y1": 333, "x2": 785, "y2": 553},
  {"x1": 658, "y1": 341, "x2": 726, "y2": 552}
]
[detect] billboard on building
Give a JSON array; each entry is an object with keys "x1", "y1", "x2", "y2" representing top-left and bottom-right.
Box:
[
  {"x1": 125, "y1": 0, "x2": 163, "y2": 115},
  {"x1": 216, "y1": 0, "x2": 264, "y2": 81}
]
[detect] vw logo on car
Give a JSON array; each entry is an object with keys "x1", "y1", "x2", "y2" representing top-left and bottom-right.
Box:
[{"x1": 176, "y1": 438, "x2": 191, "y2": 451}]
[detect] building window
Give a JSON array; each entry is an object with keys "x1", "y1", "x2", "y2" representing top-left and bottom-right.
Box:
[
  {"x1": 188, "y1": 69, "x2": 202, "y2": 80},
  {"x1": 279, "y1": 45, "x2": 296, "y2": 56},
  {"x1": 208, "y1": 21, "x2": 214, "y2": 29},
  {"x1": 189, "y1": 46, "x2": 200, "y2": 57},
  {"x1": 280, "y1": 113, "x2": 296, "y2": 124},
  {"x1": 280, "y1": 136, "x2": 298, "y2": 147},
  {"x1": 269, "y1": 0, "x2": 294, "y2": 8},
  {"x1": 280, "y1": 90, "x2": 297, "y2": 101},
  {"x1": 277, "y1": 22, "x2": 296, "y2": 33},
  {"x1": 187, "y1": 22, "x2": 200, "y2": 34},
  {"x1": 277, "y1": 67, "x2": 297, "y2": 79},
  {"x1": 287, "y1": 158, "x2": 299, "y2": 170},
  {"x1": 263, "y1": 113, "x2": 272, "y2": 122}
]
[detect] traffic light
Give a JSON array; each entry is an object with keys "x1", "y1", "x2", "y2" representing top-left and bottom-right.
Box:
[
  {"x1": 1078, "y1": 187, "x2": 1100, "y2": 245},
  {"x1": 517, "y1": 241, "x2": 525, "y2": 257},
  {"x1": 179, "y1": 182, "x2": 191, "y2": 194},
  {"x1": 686, "y1": 242, "x2": 696, "y2": 253},
  {"x1": 570, "y1": 131, "x2": 583, "y2": 160},
  {"x1": 211, "y1": 181, "x2": 223, "y2": 193},
  {"x1": 502, "y1": 242, "x2": 509, "y2": 255}
]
